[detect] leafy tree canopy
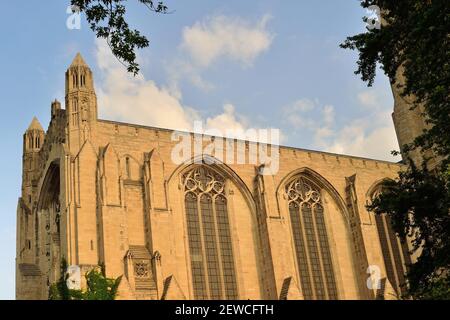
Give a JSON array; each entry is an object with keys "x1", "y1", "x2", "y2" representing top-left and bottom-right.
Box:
[
  {"x1": 49, "y1": 259, "x2": 122, "y2": 300},
  {"x1": 341, "y1": 0, "x2": 449, "y2": 160},
  {"x1": 71, "y1": 0, "x2": 169, "y2": 74},
  {"x1": 368, "y1": 162, "x2": 450, "y2": 299},
  {"x1": 342, "y1": 0, "x2": 450, "y2": 299}
]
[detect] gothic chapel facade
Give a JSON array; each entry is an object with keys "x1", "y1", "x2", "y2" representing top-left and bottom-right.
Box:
[{"x1": 16, "y1": 54, "x2": 413, "y2": 300}]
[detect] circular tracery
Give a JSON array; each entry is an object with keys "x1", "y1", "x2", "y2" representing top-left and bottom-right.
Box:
[
  {"x1": 182, "y1": 166, "x2": 225, "y2": 196},
  {"x1": 286, "y1": 177, "x2": 322, "y2": 205}
]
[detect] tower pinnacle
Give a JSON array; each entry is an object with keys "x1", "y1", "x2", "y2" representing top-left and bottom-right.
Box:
[
  {"x1": 70, "y1": 52, "x2": 88, "y2": 67},
  {"x1": 65, "y1": 52, "x2": 95, "y2": 94},
  {"x1": 27, "y1": 117, "x2": 44, "y2": 132},
  {"x1": 24, "y1": 117, "x2": 45, "y2": 153},
  {"x1": 65, "y1": 53, "x2": 98, "y2": 152}
]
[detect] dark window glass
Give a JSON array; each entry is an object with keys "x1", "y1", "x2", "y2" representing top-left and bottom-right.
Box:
[
  {"x1": 375, "y1": 212, "x2": 410, "y2": 296},
  {"x1": 183, "y1": 167, "x2": 238, "y2": 300},
  {"x1": 286, "y1": 177, "x2": 338, "y2": 300}
]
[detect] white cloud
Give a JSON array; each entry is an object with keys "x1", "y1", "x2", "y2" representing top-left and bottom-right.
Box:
[
  {"x1": 96, "y1": 39, "x2": 197, "y2": 131},
  {"x1": 358, "y1": 91, "x2": 377, "y2": 108},
  {"x1": 357, "y1": 88, "x2": 390, "y2": 110},
  {"x1": 205, "y1": 104, "x2": 248, "y2": 133},
  {"x1": 283, "y1": 95, "x2": 399, "y2": 161},
  {"x1": 165, "y1": 59, "x2": 215, "y2": 99},
  {"x1": 181, "y1": 14, "x2": 274, "y2": 68},
  {"x1": 326, "y1": 125, "x2": 398, "y2": 160},
  {"x1": 286, "y1": 99, "x2": 316, "y2": 113},
  {"x1": 167, "y1": 14, "x2": 274, "y2": 92},
  {"x1": 323, "y1": 105, "x2": 335, "y2": 126},
  {"x1": 283, "y1": 99, "x2": 317, "y2": 128},
  {"x1": 95, "y1": 39, "x2": 279, "y2": 143}
]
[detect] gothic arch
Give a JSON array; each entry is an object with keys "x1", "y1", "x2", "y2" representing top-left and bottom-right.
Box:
[
  {"x1": 167, "y1": 155, "x2": 263, "y2": 299},
  {"x1": 167, "y1": 155, "x2": 257, "y2": 215},
  {"x1": 365, "y1": 178, "x2": 410, "y2": 297},
  {"x1": 35, "y1": 158, "x2": 63, "y2": 286},
  {"x1": 366, "y1": 178, "x2": 394, "y2": 200},
  {"x1": 363, "y1": 178, "x2": 393, "y2": 227},
  {"x1": 276, "y1": 167, "x2": 358, "y2": 299},
  {"x1": 37, "y1": 160, "x2": 61, "y2": 211},
  {"x1": 35, "y1": 142, "x2": 67, "y2": 209},
  {"x1": 100, "y1": 144, "x2": 121, "y2": 206},
  {"x1": 276, "y1": 167, "x2": 350, "y2": 225},
  {"x1": 120, "y1": 153, "x2": 141, "y2": 181}
]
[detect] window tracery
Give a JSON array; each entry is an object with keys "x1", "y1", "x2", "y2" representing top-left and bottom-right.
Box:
[
  {"x1": 286, "y1": 176, "x2": 338, "y2": 300},
  {"x1": 182, "y1": 166, "x2": 238, "y2": 300}
]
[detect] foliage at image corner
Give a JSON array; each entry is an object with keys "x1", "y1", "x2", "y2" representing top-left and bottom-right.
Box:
[
  {"x1": 367, "y1": 159, "x2": 450, "y2": 300},
  {"x1": 49, "y1": 258, "x2": 122, "y2": 300},
  {"x1": 340, "y1": 0, "x2": 450, "y2": 159},
  {"x1": 342, "y1": 0, "x2": 450, "y2": 300},
  {"x1": 70, "y1": 0, "x2": 169, "y2": 75}
]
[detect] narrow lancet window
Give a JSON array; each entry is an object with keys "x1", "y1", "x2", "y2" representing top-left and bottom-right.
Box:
[
  {"x1": 183, "y1": 166, "x2": 238, "y2": 300},
  {"x1": 286, "y1": 176, "x2": 338, "y2": 300}
]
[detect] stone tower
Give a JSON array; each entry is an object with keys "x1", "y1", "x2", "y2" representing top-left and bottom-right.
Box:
[
  {"x1": 391, "y1": 67, "x2": 439, "y2": 167},
  {"x1": 22, "y1": 118, "x2": 45, "y2": 206},
  {"x1": 380, "y1": 11, "x2": 433, "y2": 167},
  {"x1": 65, "y1": 53, "x2": 98, "y2": 154},
  {"x1": 391, "y1": 68, "x2": 427, "y2": 165}
]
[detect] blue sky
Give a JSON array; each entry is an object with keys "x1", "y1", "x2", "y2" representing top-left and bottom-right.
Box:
[{"x1": 0, "y1": 1, "x2": 398, "y2": 299}]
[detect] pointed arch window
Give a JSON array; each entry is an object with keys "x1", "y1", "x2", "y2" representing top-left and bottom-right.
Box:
[
  {"x1": 125, "y1": 157, "x2": 131, "y2": 179},
  {"x1": 182, "y1": 166, "x2": 238, "y2": 300},
  {"x1": 28, "y1": 135, "x2": 33, "y2": 149},
  {"x1": 72, "y1": 72, "x2": 79, "y2": 88},
  {"x1": 72, "y1": 100, "x2": 79, "y2": 126},
  {"x1": 286, "y1": 176, "x2": 338, "y2": 300},
  {"x1": 372, "y1": 188, "x2": 411, "y2": 296}
]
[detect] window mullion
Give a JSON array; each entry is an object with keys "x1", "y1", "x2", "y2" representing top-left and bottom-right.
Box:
[
  {"x1": 184, "y1": 167, "x2": 237, "y2": 300},
  {"x1": 299, "y1": 202, "x2": 317, "y2": 299},
  {"x1": 212, "y1": 195, "x2": 226, "y2": 300},
  {"x1": 286, "y1": 177, "x2": 338, "y2": 300},
  {"x1": 289, "y1": 202, "x2": 312, "y2": 299},
  {"x1": 396, "y1": 236, "x2": 408, "y2": 274},
  {"x1": 311, "y1": 204, "x2": 329, "y2": 300},
  {"x1": 197, "y1": 194, "x2": 211, "y2": 299},
  {"x1": 382, "y1": 215, "x2": 400, "y2": 294}
]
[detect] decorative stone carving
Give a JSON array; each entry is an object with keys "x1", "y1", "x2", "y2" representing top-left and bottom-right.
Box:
[
  {"x1": 286, "y1": 177, "x2": 321, "y2": 205},
  {"x1": 134, "y1": 261, "x2": 150, "y2": 278},
  {"x1": 182, "y1": 166, "x2": 225, "y2": 196}
]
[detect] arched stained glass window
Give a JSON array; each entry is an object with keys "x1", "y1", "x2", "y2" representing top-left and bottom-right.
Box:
[
  {"x1": 286, "y1": 176, "x2": 338, "y2": 300},
  {"x1": 372, "y1": 189, "x2": 411, "y2": 296},
  {"x1": 183, "y1": 166, "x2": 238, "y2": 300}
]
